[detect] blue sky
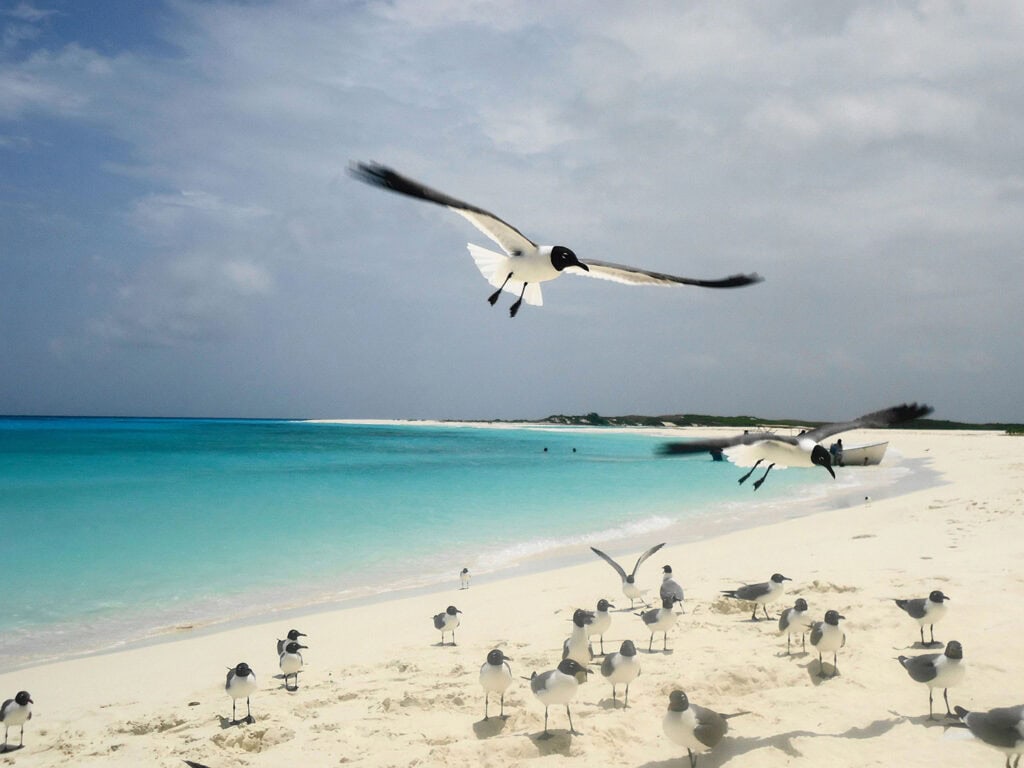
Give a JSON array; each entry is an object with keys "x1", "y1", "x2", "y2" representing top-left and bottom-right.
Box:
[{"x1": 2, "y1": 1, "x2": 1022, "y2": 421}]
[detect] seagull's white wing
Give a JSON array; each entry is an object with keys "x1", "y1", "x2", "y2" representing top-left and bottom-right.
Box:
[
  {"x1": 572, "y1": 260, "x2": 762, "y2": 289},
  {"x1": 350, "y1": 162, "x2": 536, "y2": 256}
]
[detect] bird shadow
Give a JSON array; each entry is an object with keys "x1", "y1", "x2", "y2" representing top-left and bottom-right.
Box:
[
  {"x1": 217, "y1": 715, "x2": 254, "y2": 730},
  {"x1": 528, "y1": 730, "x2": 575, "y2": 755},
  {"x1": 0, "y1": 745, "x2": 24, "y2": 754},
  {"x1": 597, "y1": 697, "x2": 628, "y2": 711},
  {"x1": 641, "y1": 648, "x2": 675, "y2": 656},
  {"x1": 802, "y1": 659, "x2": 840, "y2": 684},
  {"x1": 472, "y1": 716, "x2": 509, "y2": 739},
  {"x1": 887, "y1": 710, "x2": 960, "y2": 729},
  {"x1": 904, "y1": 641, "x2": 944, "y2": 650},
  {"x1": 637, "y1": 717, "x2": 902, "y2": 768},
  {"x1": 775, "y1": 649, "x2": 809, "y2": 660}
]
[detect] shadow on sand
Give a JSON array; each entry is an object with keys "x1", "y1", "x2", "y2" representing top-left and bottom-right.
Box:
[{"x1": 637, "y1": 716, "x2": 903, "y2": 768}]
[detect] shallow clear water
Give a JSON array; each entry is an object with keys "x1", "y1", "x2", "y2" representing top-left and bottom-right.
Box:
[{"x1": 0, "y1": 417, "x2": 872, "y2": 667}]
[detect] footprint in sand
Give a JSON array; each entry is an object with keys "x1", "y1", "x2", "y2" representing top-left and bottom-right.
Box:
[{"x1": 211, "y1": 724, "x2": 295, "y2": 753}]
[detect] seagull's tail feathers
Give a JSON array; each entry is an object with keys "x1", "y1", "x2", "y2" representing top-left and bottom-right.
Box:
[{"x1": 467, "y1": 244, "x2": 543, "y2": 306}]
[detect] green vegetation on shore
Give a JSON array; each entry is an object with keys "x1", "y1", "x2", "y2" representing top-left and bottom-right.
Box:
[{"x1": 521, "y1": 412, "x2": 1024, "y2": 433}]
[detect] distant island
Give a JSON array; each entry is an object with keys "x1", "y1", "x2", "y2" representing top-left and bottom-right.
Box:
[{"x1": 504, "y1": 412, "x2": 1024, "y2": 434}]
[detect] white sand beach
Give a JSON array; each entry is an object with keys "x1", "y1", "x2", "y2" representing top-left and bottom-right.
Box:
[{"x1": 2, "y1": 428, "x2": 1021, "y2": 767}]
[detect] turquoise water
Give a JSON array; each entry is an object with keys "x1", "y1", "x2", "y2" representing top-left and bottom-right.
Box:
[{"x1": 0, "y1": 417, "x2": 837, "y2": 667}]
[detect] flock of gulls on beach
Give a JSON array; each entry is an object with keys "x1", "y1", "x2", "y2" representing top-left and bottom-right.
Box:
[
  {"x1": 453, "y1": 552, "x2": 1015, "y2": 768},
  {"x1": 5, "y1": 164, "x2": 1020, "y2": 767}
]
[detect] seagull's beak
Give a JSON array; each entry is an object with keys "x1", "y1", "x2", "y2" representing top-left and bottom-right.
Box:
[
  {"x1": 824, "y1": 464, "x2": 836, "y2": 479},
  {"x1": 577, "y1": 261, "x2": 590, "y2": 272}
]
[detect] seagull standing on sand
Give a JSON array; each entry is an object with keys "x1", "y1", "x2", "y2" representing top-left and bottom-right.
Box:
[
  {"x1": 809, "y1": 610, "x2": 847, "y2": 678},
  {"x1": 659, "y1": 403, "x2": 933, "y2": 488},
  {"x1": 600, "y1": 640, "x2": 641, "y2": 709},
  {"x1": 0, "y1": 691, "x2": 32, "y2": 752},
  {"x1": 479, "y1": 649, "x2": 514, "y2": 721},
  {"x1": 591, "y1": 543, "x2": 665, "y2": 609},
  {"x1": 460, "y1": 568, "x2": 470, "y2": 590},
  {"x1": 898, "y1": 640, "x2": 965, "y2": 720},
  {"x1": 276, "y1": 628, "x2": 307, "y2": 656},
  {"x1": 778, "y1": 598, "x2": 812, "y2": 655},
  {"x1": 637, "y1": 595, "x2": 681, "y2": 652},
  {"x1": 662, "y1": 690, "x2": 748, "y2": 768},
  {"x1": 225, "y1": 663, "x2": 257, "y2": 725},
  {"x1": 894, "y1": 590, "x2": 950, "y2": 646},
  {"x1": 661, "y1": 565, "x2": 685, "y2": 608},
  {"x1": 433, "y1": 605, "x2": 462, "y2": 646},
  {"x1": 279, "y1": 641, "x2": 308, "y2": 691},
  {"x1": 588, "y1": 598, "x2": 614, "y2": 655},
  {"x1": 527, "y1": 658, "x2": 591, "y2": 738},
  {"x1": 562, "y1": 608, "x2": 595, "y2": 665},
  {"x1": 349, "y1": 162, "x2": 763, "y2": 317},
  {"x1": 953, "y1": 704, "x2": 1024, "y2": 767},
  {"x1": 722, "y1": 573, "x2": 791, "y2": 621}
]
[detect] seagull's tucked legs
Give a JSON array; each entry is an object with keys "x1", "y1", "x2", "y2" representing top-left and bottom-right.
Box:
[
  {"x1": 488, "y1": 273, "x2": 513, "y2": 306},
  {"x1": 509, "y1": 283, "x2": 528, "y2": 317},
  {"x1": 752, "y1": 463, "x2": 775, "y2": 491},
  {"x1": 738, "y1": 459, "x2": 763, "y2": 485}
]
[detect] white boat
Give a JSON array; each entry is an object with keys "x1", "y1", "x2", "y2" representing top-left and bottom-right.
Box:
[{"x1": 835, "y1": 441, "x2": 888, "y2": 466}]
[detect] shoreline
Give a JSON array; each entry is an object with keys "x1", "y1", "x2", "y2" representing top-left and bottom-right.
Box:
[
  {"x1": 3, "y1": 426, "x2": 939, "y2": 674},
  {"x1": 3, "y1": 428, "x2": 1019, "y2": 767}
]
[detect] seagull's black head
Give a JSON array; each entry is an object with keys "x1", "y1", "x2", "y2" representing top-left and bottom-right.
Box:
[
  {"x1": 572, "y1": 608, "x2": 595, "y2": 627},
  {"x1": 662, "y1": 595, "x2": 680, "y2": 609},
  {"x1": 794, "y1": 598, "x2": 809, "y2": 611},
  {"x1": 771, "y1": 573, "x2": 791, "y2": 584},
  {"x1": 550, "y1": 245, "x2": 588, "y2": 272},
  {"x1": 284, "y1": 642, "x2": 307, "y2": 654},
  {"x1": 486, "y1": 649, "x2": 510, "y2": 665},
  {"x1": 556, "y1": 658, "x2": 590, "y2": 677},
  {"x1": 461, "y1": 568, "x2": 469, "y2": 574},
  {"x1": 625, "y1": 574, "x2": 636, "y2": 584},
  {"x1": 446, "y1": 605, "x2": 461, "y2": 616},
  {"x1": 234, "y1": 662, "x2": 252, "y2": 677},
  {"x1": 811, "y1": 444, "x2": 836, "y2": 478},
  {"x1": 824, "y1": 610, "x2": 844, "y2": 626},
  {"x1": 14, "y1": 691, "x2": 32, "y2": 706},
  {"x1": 929, "y1": 590, "x2": 950, "y2": 603},
  {"x1": 597, "y1": 598, "x2": 614, "y2": 612},
  {"x1": 663, "y1": 565, "x2": 673, "y2": 574},
  {"x1": 668, "y1": 690, "x2": 690, "y2": 712},
  {"x1": 619, "y1": 640, "x2": 637, "y2": 657},
  {"x1": 944, "y1": 640, "x2": 963, "y2": 660},
  {"x1": 287, "y1": 629, "x2": 306, "y2": 641}
]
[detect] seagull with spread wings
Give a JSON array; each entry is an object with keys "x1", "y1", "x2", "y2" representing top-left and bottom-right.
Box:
[
  {"x1": 590, "y1": 542, "x2": 665, "y2": 609},
  {"x1": 659, "y1": 403, "x2": 933, "y2": 490},
  {"x1": 349, "y1": 162, "x2": 762, "y2": 316}
]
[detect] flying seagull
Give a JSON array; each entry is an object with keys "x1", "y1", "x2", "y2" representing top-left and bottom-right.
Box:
[
  {"x1": 349, "y1": 162, "x2": 763, "y2": 317},
  {"x1": 659, "y1": 403, "x2": 933, "y2": 489},
  {"x1": 591, "y1": 543, "x2": 665, "y2": 609}
]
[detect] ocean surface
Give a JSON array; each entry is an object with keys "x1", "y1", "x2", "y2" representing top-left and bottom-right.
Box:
[{"x1": 0, "y1": 417, "x2": 915, "y2": 669}]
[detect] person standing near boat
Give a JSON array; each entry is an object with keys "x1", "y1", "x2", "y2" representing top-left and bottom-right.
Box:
[{"x1": 829, "y1": 439, "x2": 844, "y2": 467}]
